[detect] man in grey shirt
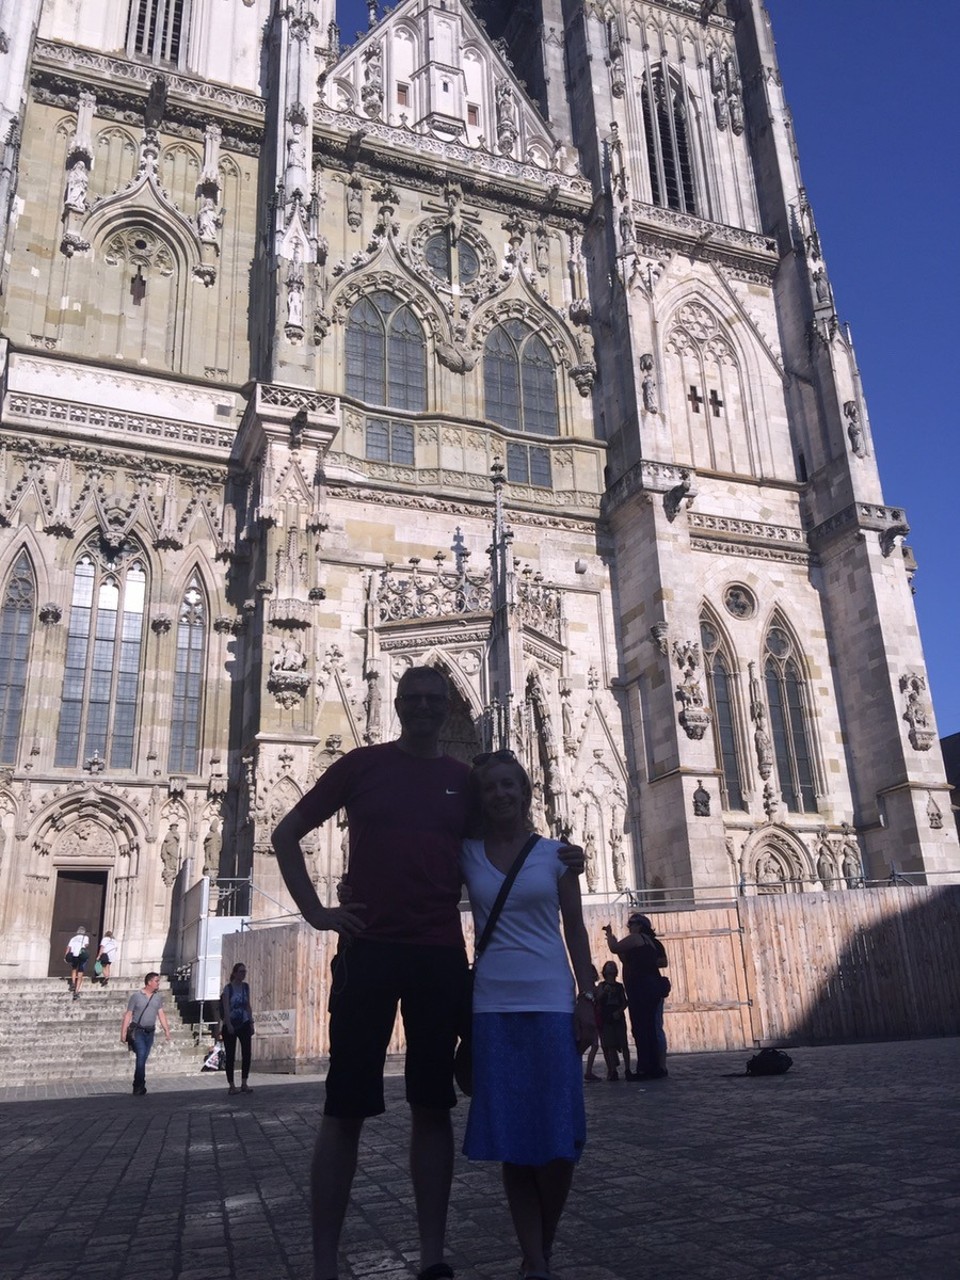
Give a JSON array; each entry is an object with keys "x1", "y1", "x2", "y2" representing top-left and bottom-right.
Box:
[{"x1": 120, "y1": 972, "x2": 171, "y2": 1095}]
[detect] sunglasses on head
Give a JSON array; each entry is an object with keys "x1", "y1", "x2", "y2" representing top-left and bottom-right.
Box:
[{"x1": 472, "y1": 749, "x2": 518, "y2": 766}]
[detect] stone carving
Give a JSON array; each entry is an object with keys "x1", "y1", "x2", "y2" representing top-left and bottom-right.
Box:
[
  {"x1": 347, "y1": 178, "x2": 363, "y2": 230},
  {"x1": 707, "y1": 53, "x2": 744, "y2": 136},
  {"x1": 673, "y1": 640, "x2": 711, "y2": 740},
  {"x1": 748, "y1": 662, "x2": 773, "y2": 780},
  {"x1": 649, "y1": 622, "x2": 670, "y2": 656},
  {"x1": 899, "y1": 671, "x2": 935, "y2": 751},
  {"x1": 197, "y1": 196, "x2": 222, "y2": 246},
  {"x1": 361, "y1": 42, "x2": 384, "y2": 118},
  {"x1": 533, "y1": 222, "x2": 549, "y2": 273},
  {"x1": 757, "y1": 851, "x2": 786, "y2": 894},
  {"x1": 842, "y1": 846, "x2": 863, "y2": 889},
  {"x1": 39, "y1": 602, "x2": 62, "y2": 625},
  {"x1": 610, "y1": 828, "x2": 626, "y2": 891},
  {"x1": 377, "y1": 553, "x2": 491, "y2": 623},
  {"x1": 495, "y1": 80, "x2": 519, "y2": 154},
  {"x1": 161, "y1": 822, "x2": 181, "y2": 887},
  {"x1": 844, "y1": 400, "x2": 866, "y2": 458},
  {"x1": 723, "y1": 584, "x2": 755, "y2": 619},
  {"x1": 618, "y1": 200, "x2": 635, "y2": 249},
  {"x1": 268, "y1": 638, "x2": 310, "y2": 708},
  {"x1": 693, "y1": 781, "x2": 711, "y2": 817},
  {"x1": 583, "y1": 830, "x2": 598, "y2": 892},
  {"x1": 285, "y1": 246, "x2": 305, "y2": 336},
  {"x1": 639, "y1": 354, "x2": 659, "y2": 413},
  {"x1": 363, "y1": 670, "x2": 382, "y2": 744},
  {"x1": 273, "y1": 638, "x2": 306, "y2": 673},
  {"x1": 64, "y1": 159, "x2": 89, "y2": 212},
  {"x1": 664, "y1": 469, "x2": 694, "y2": 522},
  {"x1": 203, "y1": 819, "x2": 222, "y2": 879},
  {"x1": 816, "y1": 846, "x2": 835, "y2": 889},
  {"x1": 927, "y1": 793, "x2": 943, "y2": 830}
]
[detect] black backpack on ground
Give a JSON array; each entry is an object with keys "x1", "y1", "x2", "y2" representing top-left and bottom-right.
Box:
[{"x1": 746, "y1": 1047, "x2": 793, "y2": 1076}]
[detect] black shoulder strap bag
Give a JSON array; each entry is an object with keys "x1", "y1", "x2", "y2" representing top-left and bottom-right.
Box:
[{"x1": 454, "y1": 832, "x2": 541, "y2": 1096}]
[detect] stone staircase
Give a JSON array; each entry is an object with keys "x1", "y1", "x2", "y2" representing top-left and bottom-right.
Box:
[{"x1": 0, "y1": 977, "x2": 212, "y2": 1087}]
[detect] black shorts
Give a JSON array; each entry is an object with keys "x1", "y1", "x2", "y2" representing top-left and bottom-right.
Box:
[{"x1": 324, "y1": 939, "x2": 468, "y2": 1119}]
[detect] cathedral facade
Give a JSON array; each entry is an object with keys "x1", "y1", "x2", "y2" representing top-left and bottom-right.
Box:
[{"x1": 0, "y1": 0, "x2": 955, "y2": 979}]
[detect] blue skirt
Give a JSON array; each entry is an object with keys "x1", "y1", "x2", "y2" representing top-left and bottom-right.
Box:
[{"x1": 463, "y1": 1011, "x2": 586, "y2": 1166}]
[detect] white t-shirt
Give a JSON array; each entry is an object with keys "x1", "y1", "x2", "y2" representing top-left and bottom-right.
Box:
[
  {"x1": 460, "y1": 836, "x2": 575, "y2": 1014},
  {"x1": 99, "y1": 937, "x2": 118, "y2": 962},
  {"x1": 67, "y1": 933, "x2": 89, "y2": 955}
]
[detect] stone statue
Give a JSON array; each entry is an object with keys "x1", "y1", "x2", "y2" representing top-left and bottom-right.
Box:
[
  {"x1": 203, "y1": 819, "x2": 222, "y2": 879},
  {"x1": 65, "y1": 160, "x2": 88, "y2": 212},
  {"x1": 639, "y1": 354, "x2": 659, "y2": 413},
  {"x1": 816, "y1": 848, "x2": 834, "y2": 889},
  {"x1": 583, "y1": 831, "x2": 598, "y2": 892},
  {"x1": 844, "y1": 400, "x2": 865, "y2": 458},
  {"x1": 273, "y1": 638, "x2": 306, "y2": 673},
  {"x1": 842, "y1": 847, "x2": 862, "y2": 889},
  {"x1": 757, "y1": 852, "x2": 785, "y2": 893},
  {"x1": 197, "y1": 197, "x2": 221, "y2": 245},
  {"x1": 534, "y1": 223, "x2": 549, "y2": 273},
  {"x1": 287, "y1": 281, "x2": 304, "y2": 328},
  {"x1": 692, "y1": 782, "x2": 710, "y2": 817},
  {"x1": 619, "y1": 202, "x2": 635, "y2": 248},
  {"x1": 495, "y1": 80, "x2": 518, "y2": 151},
  {"x1": 161, "y1": 823, "x2": 181, "y2": 887},
  {"x1": 610, "y1": 828, "x2": 626, "y2": 891}
]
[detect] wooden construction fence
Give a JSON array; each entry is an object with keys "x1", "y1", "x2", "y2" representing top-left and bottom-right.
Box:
[{"x1": 222, "y1": 885, "x2": 960, "y2": 1072}]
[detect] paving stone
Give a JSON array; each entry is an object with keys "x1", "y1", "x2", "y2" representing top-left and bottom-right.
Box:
[{"x1": 1, "y1": 1039, "x2": 959, "y2": 1278}]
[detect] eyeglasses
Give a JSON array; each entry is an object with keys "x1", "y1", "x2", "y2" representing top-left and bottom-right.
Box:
[
  {"x1": 472, "y1": 749, "x2": 518, "y2": 766},
  {"x1": 397, "y1": 693, "x2": 449, "y2": 706}
]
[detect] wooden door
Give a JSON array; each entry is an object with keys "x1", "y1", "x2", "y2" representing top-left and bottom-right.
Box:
[{"x1": 47, "y1": 870, "x2": 107, "y2": 976}]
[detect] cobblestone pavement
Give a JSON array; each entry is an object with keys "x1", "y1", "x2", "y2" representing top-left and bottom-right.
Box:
[{"x1": 1, "y1": 1038, "x2": 958, "y2": 1280}]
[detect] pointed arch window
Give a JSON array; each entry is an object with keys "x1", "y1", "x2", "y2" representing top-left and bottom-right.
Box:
[
  {"x1": 700, "y1": 618, "x2": 746, "y2": 811},
  {"x1": 55, "y1": 538, "x2": 147, "y2": 770},
  {"x1": 642, "y1": 67, "x2": 698, "y2": 215},
  {"x1": 764, "y1": 626, "x2": 817, "y2": 813},
  {"x1": 167, "y1": 577, "x2": 206, "y2": 774},
  {"x1": 484, "y1": 320, "x2": 559, "y2": 436},
  {"x1": 0, "y1": 552, "x2": 35, "y2": 765},
  {"x1": 345, "y1": 292, "x2": 426, "y2": 411}
]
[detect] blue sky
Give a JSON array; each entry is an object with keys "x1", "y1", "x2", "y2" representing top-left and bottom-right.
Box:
[
  {"x1": 334, "y1": 0, "x2": 960, "y2": 737},
  {"x1": 768, "y1": 0, "x2": 960, "y2": 737}
]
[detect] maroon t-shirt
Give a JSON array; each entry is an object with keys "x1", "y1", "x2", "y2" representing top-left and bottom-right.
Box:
[{"x1": 294, "y1": 742, "x2": 471, "y2": 948}]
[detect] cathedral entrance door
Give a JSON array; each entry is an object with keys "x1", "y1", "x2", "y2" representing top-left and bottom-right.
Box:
[{"x1": 47, "y1": 870, "x2": 108, "y2": 977}]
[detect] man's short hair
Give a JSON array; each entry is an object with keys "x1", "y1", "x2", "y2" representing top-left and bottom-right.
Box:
[
  {"x1": 396, "y1": 665, "x2": 450, "y2": 699},
  {"x1": 144, "y1": 971, "x2": 160, "y2": 984}
]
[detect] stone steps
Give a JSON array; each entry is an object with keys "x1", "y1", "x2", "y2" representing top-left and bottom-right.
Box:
[{"x1": 0, "y1": 977, "x2": 215, "y2": 1086}]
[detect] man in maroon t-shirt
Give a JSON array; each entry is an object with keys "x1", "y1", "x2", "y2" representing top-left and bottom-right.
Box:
[{"x1": 272, "y1": 666, "x2": 469, "y2": 1280}]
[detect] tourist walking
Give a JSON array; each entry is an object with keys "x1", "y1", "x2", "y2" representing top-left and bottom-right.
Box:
[
  {"x1": 120, "y1": 972, "x2": 171, "y2": 1096},
  {"x1": 460, "y1": 751, "x2": 595, "y2": 1280},
  {"x1": 96, "y1": 931, "x2": 118, "y2": 987},
  {"x1": 221, "y1": 962, "x2": 255, "y2": 1095},
  {"x1": 64, "y1": 925, "x2": 90, "y2": 1000}
]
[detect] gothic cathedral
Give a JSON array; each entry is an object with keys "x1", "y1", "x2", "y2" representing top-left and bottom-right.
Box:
[{"x1": 0, "y1": 0, "x2": 955, "y2": 978}]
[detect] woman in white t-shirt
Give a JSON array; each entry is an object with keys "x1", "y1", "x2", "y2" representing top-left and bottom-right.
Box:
[
  {"x1": 96, "y1": 931, "x2": 118, "y2": 987},
  {"x1": 460, "y1": 751, "x2": 595, "y2": 1280}
]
